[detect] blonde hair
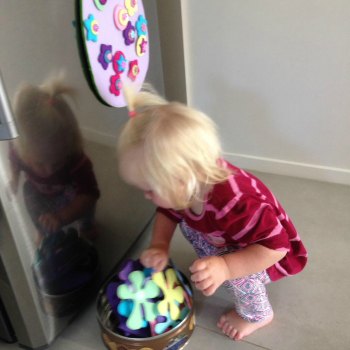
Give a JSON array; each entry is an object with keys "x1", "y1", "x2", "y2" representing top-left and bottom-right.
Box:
[
  {"x1": 13, "y1": 72, "x2": 83, "y2": 162},
  {"x1": 117, "y1": 86, "x2": 231, "y2": 209}
]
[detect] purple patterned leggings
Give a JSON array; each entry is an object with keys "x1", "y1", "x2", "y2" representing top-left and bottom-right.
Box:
[{"x1": 180, "y1": 221, "x2": 273, "y2": 323}]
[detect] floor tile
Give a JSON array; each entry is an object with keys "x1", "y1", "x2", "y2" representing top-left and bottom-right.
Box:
[
  {"x1": 184, "y1": 327, "x2": 265, "y2": 350},
  {"x1": 2, "y1": 172, "x2": 350, "y2": 350}
]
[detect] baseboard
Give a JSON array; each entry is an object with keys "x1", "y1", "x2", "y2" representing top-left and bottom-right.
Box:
[
  {"x1": 80, "y1": 129, "x2": 350, "y2": 186},
  {"x1": 81, "y1": 127, "x2": 116, "y2": 147},
  {"x1": 225, "y1": 152, "x2": 350, "y2": 186}
]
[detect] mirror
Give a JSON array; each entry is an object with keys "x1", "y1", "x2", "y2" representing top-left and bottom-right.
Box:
[{"x1": 0, "y1": 0, "x2": 163, "y2": 348}]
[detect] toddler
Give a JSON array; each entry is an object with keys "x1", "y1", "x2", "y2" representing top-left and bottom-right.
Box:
[
  {"x1": 117, "y1": 87, "x2": 307, "y2": 341},
  {"x1": 9, "y1": 73, "x2": 100, "y2": 243}
]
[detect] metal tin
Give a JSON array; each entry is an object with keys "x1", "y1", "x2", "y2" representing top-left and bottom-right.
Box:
[{"x1": 97, "y1": 273, "x2": 195, "y2": 350}]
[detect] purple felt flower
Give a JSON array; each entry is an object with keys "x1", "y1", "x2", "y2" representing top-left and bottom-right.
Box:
[
  {"x1": 123, "y1": 21, "x2": 136, "y2": 46},
  {"x1": 98, "y1": 44, "x2": 112, "y2": 70},
  {"x1": 106, "y1": 281, "x2": 122, "y2": 312},
  {"x1": 118, "y1": 259, "x2": 144, "y2": 281}
]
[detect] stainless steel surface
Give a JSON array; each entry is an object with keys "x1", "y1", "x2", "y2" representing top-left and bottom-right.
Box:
[
  {"x1": 0, "y1": 1, "x2": 163, "y2": 348},
  {"x1": 0, "y1": 71, "x2": 18, "y2": 140}
]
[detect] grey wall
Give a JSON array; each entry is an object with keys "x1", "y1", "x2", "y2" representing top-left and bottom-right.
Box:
[
  {"x1": 181, "y1": 0, "x2": 350, "y2": 184},
  {"x1": 156, "y1": 0, "x2": 187, "y2": 103}
]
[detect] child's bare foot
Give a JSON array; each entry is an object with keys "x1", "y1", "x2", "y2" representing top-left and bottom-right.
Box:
[{"x1": 217, "y1": 309, "x2": 273, "y2": 341}]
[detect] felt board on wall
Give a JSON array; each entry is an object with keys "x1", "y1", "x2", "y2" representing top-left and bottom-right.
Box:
[{"x1": 76, "y1": 0, "x2": 149, "y2": 107}]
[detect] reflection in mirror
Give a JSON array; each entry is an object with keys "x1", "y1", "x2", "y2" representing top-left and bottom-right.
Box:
[
  {"x1": 0, "y1": 1, "x2": 162, "y2": 348},
  {"x1": 8, "y1": 73, "x2": 100, "y2": 317}
]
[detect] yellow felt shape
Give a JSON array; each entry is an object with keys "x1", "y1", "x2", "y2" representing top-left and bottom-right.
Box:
[{"x1": 152, "y1": 268, "x2": 185, "y2": 320}]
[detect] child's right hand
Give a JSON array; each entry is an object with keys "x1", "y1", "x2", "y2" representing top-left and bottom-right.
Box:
[{"x1": 140, "y1": 247, "x2": 168, "y2": 272}]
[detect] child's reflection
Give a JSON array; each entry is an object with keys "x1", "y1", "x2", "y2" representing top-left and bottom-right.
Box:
[{"x1": 9, "y1": 73, "x2": 100, "y2": 244}]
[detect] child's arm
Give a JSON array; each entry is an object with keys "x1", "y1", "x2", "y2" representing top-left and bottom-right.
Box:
[
  {"x1": 38, "y1": 194, "x2": 96, "y2": 232},
  {"x1": 190, "y1": 244, "x2": 286, "y2": 296},
  {"x1": 140, "y1": 211, "x2": 177, "y2": 272}
]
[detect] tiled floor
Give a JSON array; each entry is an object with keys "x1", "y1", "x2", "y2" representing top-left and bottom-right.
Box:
[{"x1": 2, "y1": 171, "x2": 350, "y2": 349}]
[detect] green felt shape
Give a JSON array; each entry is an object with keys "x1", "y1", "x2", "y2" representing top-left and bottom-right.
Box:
[
  {"x1": 117, "y1": 270, "x2": 160, "y2": 330},
  {"x1": 152, "y1": 268, "x2": 185, "y2": 320}
]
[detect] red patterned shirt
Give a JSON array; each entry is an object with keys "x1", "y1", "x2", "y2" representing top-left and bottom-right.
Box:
[
  {"x1": 158, "y1": 161, "x2": 307, "y2": 281},
  {"x1": 9, "y1": 145, "x2": 100, "y2": 199}
]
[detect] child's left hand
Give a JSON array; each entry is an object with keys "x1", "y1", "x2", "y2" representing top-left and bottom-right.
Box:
[{"x1": 189, "y1": 256, "x2": 230, "y2": 296}]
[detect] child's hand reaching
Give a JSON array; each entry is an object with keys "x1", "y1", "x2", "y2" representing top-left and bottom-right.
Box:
[
  {"x1": 140, "y1": 247, "x2": 169, "y2": 272},
  {"x1": 190, "y1": 256, "x2": 230, "y2": 296},
  {"x1": 38, "y1": 213, "x2": 62, "y2": 233}
]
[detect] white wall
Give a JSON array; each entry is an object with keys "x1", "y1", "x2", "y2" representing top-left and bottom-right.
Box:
[
  {"x1": 181, "y1": 0, "x2": 350, "y2": 184},
  {"x1": 0, "y1": 0, "x2": 164, "y2": 146}
]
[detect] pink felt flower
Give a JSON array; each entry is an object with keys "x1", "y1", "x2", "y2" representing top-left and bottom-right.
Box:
[
  {"x1": 128, "y1": 60, "x2": 139, "y2": 81},
  {"x1": 113, "y1": 51, "x2": 127, "y2": 73},
  {"x1": 110, "y1": 74, "x2": 122, "y2": 96}
]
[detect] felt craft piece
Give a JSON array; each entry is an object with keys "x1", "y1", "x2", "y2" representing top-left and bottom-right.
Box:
[
  {"x1": 98, "y1": 44, "x2": 113, "y2": 70},
  {"x1": 104, "y1": 259, "x2": 192, "y2": 338},
  {"x1": 154, "y1": 307, "x2": 190, "y2": 335},
  {"x1": 152, "y1": 268, "x2": 185, "y2": 321},
  {"x1": 117, "y1": 270, "x2": 160, "y2": 330},
  {"x1": 169, "y1": 259, "x2": 193, "y2": 309},
  {"x1": 77, "y1": 0, "x2": 149, "y2": 107}
]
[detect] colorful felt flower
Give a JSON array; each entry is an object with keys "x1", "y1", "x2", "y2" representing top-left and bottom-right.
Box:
[
  {"x1": 83, "y1": 14, "x2": 99, "y2": 42},
  {"x1": 152, "y1": 268, "x2": 185, "y2": 321},
  {"x1": 118, "y1": 259, "x2": 144, "y2": 281},
  {"x1": 154, "y1": 307, "x2": 190, "y2": 335},
  {"x1": 128, "y1": 60, "x2": 139, "y2": 81},
  {"x1": 94, "y1": 0, "x2": 107, "y2": 11},
  {"x1": 117, "y1": 270, "x2": 160, "y2": 330},
  {"x1": 123, "y1": 21, "x2": 136, "y2": 45},
  {"x1": 98, "y1": 44, "x2": 113, "y2": 70},
  {"x1": 114, "y1": 5, "x2": 130, "y2": 31},
  {"x1": 136, "y1": 15, "x2": 148, "y2": 36},
  {"x1": 125, "y1": 0, "x2": 138, "y2": 17},
  {"x1": 112, "y1": 51, "x2": 127, "y2": 74},
  {"x1": 109, "y1": 74, "x2": 122, "y2": 96},
  {"x1": 136, "y1": 35, "x2": 148, "y2": 56},
  {"x1": 118, "y1": 300, "x2": 148, "y2": 329}
]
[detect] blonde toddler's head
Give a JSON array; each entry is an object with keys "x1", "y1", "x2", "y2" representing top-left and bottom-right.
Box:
[
  {"x1": 117, "y1": 86, "x2": 230, "y2": 209},
  {"x1": 13, "y1": 72, "x2": 83, "y2": 164}
]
